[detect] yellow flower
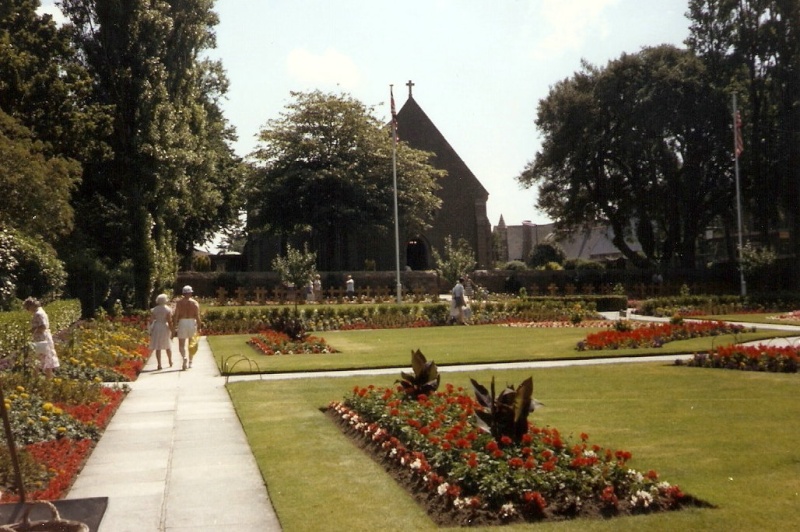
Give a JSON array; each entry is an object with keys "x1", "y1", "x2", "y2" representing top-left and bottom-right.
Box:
[
  {"x1": 20, "y1": 393, "x2": 29, "y2": 399},
  {"x1": 57, "y1": 427, "x2": 67, "y2": 433},
  {"x1": 52, "y1": 407, "x2": 63, "y2": 415},
  {"x1": 15, "y1": 386, "x2": 24, "y2": 393},
  {"x1": 40, "y1": 416, "x2": 49, "y2": 423},
  {"x1": 42, "y1": 402, "x2": 53, "y2": 412}
]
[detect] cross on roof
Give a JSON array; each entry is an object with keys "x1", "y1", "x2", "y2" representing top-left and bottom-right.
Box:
[{"x1": 406, "y1": 80, "x2": 415, "y2": 98}]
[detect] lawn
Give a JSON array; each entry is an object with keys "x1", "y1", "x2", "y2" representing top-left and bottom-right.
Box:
[
  {"x1": 209, "y1": 324, "x2": 794, "y2": 374},
  {"x1": 695, "y1": 313, "x2": 800, "y2": 327},
  {"x1": 227, "y1": 363, "x2": 800, "y2": 531}
]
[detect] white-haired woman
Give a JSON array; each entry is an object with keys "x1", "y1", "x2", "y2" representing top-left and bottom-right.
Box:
[
  {"x1": 23, "y1": 297, "x2": 60, "y2": 378},
  {"x1": 149, "y1": 293, "x2": 173, "y2": 370}
]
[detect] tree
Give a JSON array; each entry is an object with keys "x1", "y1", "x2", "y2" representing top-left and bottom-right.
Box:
[
  {"x1": 271, "y1": 243, "x2": 317, "y2": 315},
  {"x1": 526, "y1": 242, "x2": 565, "y2": 269},
  {"x1": 0, "y1": 0, "x2": 111, "y2": 163},
  {"x1": 248, "y1": 90, "x2": 443, "y2": 271},
  {"x1": 687, "y1": 0, "x2": 800, "y2": 286},
  {"x1": 518, "y1": 45, "x2": 732, "y2": 268},
  {"x1": 0, "y1": 110, "x2": 81, "y2": 242},
  {"x1": 60, "y1": 0, "x2": 244, "y2": 309},
  {"x1": 432, "y1": 235, "x2": 476, "y2": 287}
]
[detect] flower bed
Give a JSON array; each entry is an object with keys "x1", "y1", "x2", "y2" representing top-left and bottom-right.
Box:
[
  {"x1": 328, "y1": 382, "x2": 707, "y2": 525},
  {"x1": 677, "y1": 344, "x2": 799, "y2": 373},
  {"x1": 0, "y1": 318, "x2": 147, "y2": 501},
  {"x1": 247, "y1": 330, "x2": 338, "y2": 356},
  {"x1": 503, "y1": 320, "x2": 614, "y2": 329},
  {"x1": 576, "y1": 321, "x2": 748, "y2": 350}
]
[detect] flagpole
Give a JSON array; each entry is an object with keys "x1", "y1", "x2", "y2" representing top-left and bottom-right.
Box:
[
  {"x1": 391, "y1": 85, "x2": 402, "y2": 303},
  {"x1": 733, "y1": 93, "x2": 747, "y2": 297}
]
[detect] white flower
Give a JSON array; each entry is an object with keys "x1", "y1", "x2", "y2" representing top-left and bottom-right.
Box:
[
  {"x1": 627, "y1": 469, "x2": 644, "y2": 483},
  {"x1": 410, "y1": 458, "x2": 422, "y2": 470},
  {"x1": 630, "y1": 490, "x2": 653, "y2": 508},
  {"x1": 437, "y1": 483, "x2": 450, "y2": 496},
  {"x1": 453, "y1": 497, "x2": 467, "y2": 510},
  {"x1": 499, "y1": 503, "x2": 517, "y2": 518}
]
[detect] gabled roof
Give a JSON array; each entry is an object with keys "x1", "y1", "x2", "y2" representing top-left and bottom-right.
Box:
[{"x1": 396, "y1": 95, "x2": 489, "y2": 198}]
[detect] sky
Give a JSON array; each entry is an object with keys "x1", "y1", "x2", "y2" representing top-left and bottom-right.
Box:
[{"x1": 38, "y1": 0, "x2": 691, "y2": 229}]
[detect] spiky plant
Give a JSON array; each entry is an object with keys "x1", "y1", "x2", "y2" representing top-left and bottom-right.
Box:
[
  {"x1": 470, "y1": 376, "x2": 538, "y2": 443},
  {"x1": 396, "y1": 349, "x2": 440, "y2": 399}
]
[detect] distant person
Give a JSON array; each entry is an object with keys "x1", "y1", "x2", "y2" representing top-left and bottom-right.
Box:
[
  {"x1": 452, "y1": 277, "x2": 467, "y2": 325},
  {"x1": 23, "y1": 297, "x2": 60, "y2": 378},
  {"x1": 306, "y1": 279, "x2": 315, "y2": 302},
  {"x1": 173, "y1": 285, "x2": 202, "y2": 370},
  {"x1": 313, "y1": 274, "x2": 322, "y2": 301},
  {"x1": 464, "y1": 275, "x2": 474, "y2": 298},
  {"x1": 149, "y1": 293, "x2": 173, "y2": 370},
  {"x1": 346, "y1": 275, "x2": 355, "y2": 300}
]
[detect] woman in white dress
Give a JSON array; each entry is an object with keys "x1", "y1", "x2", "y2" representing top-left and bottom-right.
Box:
[
  {"x1": 23, "y1": 297, "x2": 60, "y2": 378},
  {"x1": 149, "y1": 294, "x2": 173, "y2": 370}
]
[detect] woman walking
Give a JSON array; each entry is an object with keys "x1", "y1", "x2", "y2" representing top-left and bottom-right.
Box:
[
  {"x1": 23, "y1": 297, "x2": 60, "y2": 378},
  {"x1": 149, "y1": 293, "x2": 174, "y2": 370}
]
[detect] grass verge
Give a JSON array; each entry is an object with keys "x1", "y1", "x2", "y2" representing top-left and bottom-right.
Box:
[
  {"x1": 227, "y1": 363, "x2": 800, "y2": 531},
  {"x1": 209, "y1": 325, "x2": 794, "y2": 374}
]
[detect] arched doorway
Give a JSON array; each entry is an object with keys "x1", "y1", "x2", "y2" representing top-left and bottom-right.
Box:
[{"x1": 406, "y1": 238, "x2": 429, "y2": 270}]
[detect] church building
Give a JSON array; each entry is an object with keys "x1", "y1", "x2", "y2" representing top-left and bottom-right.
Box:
[
  {"x1": 392, "y1": 82, "x2": 493, "y2": 270},
  {"x1": 245, "y1": 83, "x2": 493, "y2": 272}
]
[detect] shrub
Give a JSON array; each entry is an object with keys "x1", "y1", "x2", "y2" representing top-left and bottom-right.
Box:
[
  {"x1": 526, "y1": 242, "x2": 566, "y2": 269},
  {"x1": 502, "y1": 261, "x2": 527, "y2": 271}
]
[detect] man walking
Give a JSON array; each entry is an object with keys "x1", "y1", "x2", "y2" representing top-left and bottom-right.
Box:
[{"x1": 174, "y1": 285, "x2": 202, "y2": 370}]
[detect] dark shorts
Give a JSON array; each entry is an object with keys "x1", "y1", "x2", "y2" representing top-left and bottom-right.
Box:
[{"x1": 454, "y1": 296, "x2": 465, "y2": 307}]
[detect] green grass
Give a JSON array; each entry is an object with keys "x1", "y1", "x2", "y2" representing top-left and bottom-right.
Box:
[
  {"x1": 227, "y1": 364, "x2": 800, "y2": 531},
  {"x1": 695, "y1": 313, "x2": 800, "y2": 326},
  {"x1": 209, "y1": 325, "x2": 795, "y2": 374}
]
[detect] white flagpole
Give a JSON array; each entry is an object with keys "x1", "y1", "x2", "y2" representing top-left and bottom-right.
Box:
[
  {"x1": 733, "y1": 93, "x2": 746, "y2": 297},
  {"x1": 391, "y1": 85, "x2": 402, "y2": 303}
]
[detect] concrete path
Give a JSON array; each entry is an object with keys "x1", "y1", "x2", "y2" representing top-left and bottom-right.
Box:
[{"x1": 66, "y1": 337, "x2": 281, "y2": 532}]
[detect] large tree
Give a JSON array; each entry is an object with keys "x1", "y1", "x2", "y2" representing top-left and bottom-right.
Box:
[
  {"x1": 518, "y1": 45, "x2": 732, "y2": 268},
  {"x1": 687, "y1": 0, "x2": 800, "y2": 285},
  {"x1": 248, "y1": 90, "x2": 443, "y2": 271},
  {"x1": 59, "y1": 0, "x2": 244, "y2": 308},
  {"x1": 0, "y1": 111, "x2": 81, "y2": 241}
]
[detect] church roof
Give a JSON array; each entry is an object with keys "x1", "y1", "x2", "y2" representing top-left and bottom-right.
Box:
[{"x1": 396, "y1": 93, "x2": 489, "y2": 199}]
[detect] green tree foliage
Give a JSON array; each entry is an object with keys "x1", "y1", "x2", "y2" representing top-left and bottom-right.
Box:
[
  {"x1": 0, "y1": 111, "x2": 81, "y2": 242},
  {"x1": 0, "y1": 226, "x2": 66, "y2": 309},
  {"x1": 687, "y1": 0, "x2": 800, "y2": 285},
  {"x1": 518, "y1": 45, "x2": 731, "y2": 268},
  {"x1": 248, "y1": 90, "x2": 443, "y2": 271},
  {"x1": 0, "y1": 0, "x2": 111, "y2": 162},
  {"x1": 0, "y1": 227, "x2": 18, "y2": 309},
  {"x1": 5, "y1": 227, "x2": 66, "y2": 303},
  {"x1": 432, "y1": 235, "x2": 476, "y2": 286},
  {"x1": 526, "y1": 242, "x2": 566, "y2": 269},
  {"x1": 272, "y1": 243, "x2": 317, "y2": 314},
  {"x1": 59, "y1": 0, "x2": 245, "y2": 309}
]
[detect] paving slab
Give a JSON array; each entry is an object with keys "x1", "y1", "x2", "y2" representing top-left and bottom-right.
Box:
[{"x1": 67, "y1": 337, "x2": 281, "y2": 532}]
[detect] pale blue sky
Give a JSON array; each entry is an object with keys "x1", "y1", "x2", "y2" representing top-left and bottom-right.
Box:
[{"x1": 40, "y1": 0, "x2": 691, "y2": 228}]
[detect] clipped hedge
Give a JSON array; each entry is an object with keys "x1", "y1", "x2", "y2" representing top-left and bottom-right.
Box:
[
  {"x1": 201, "y1": 297, "x2": 622, "y2": 334},
  {"x1": 0, "y1": 299, "x2": 82, "y2": 357},
  {"x1": 638, "y1": 292, "x2": 800, "y2": 317}
]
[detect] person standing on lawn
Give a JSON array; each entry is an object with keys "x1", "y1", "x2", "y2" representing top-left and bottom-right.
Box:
[
  {"x1": 23, "y1": 297, "x2": 60, "y2": 377},
  {"x1": 173, "y1": 285, "x2": 202, "y2": 370},
  {"x1": 148, "y1": 293, "x2": 173, "y2": 370},
  {"x1": 452, "y1": 277, "x2": 467, "y2": 325}
]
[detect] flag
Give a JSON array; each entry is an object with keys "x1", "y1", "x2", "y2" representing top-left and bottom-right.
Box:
[
  {"x1": 390, "y1": 85, "x2": 398, "y2": 142},
  {"x1": 734, "y1": 110, "x2": 744, "y2": 158}
]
